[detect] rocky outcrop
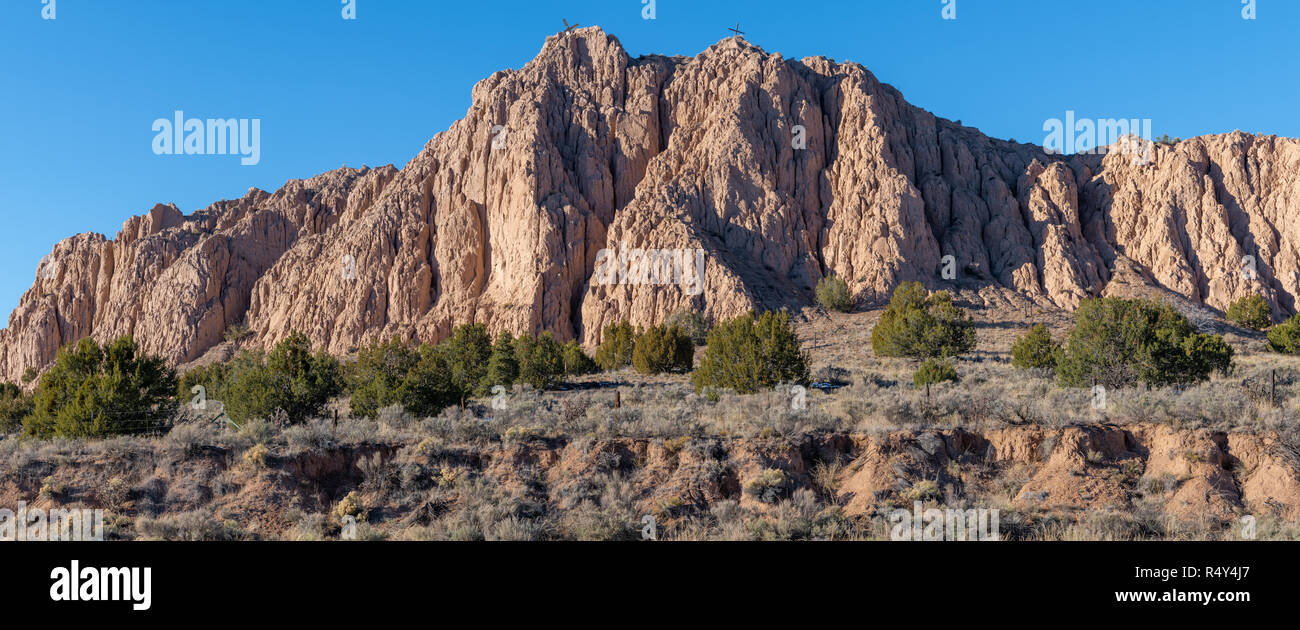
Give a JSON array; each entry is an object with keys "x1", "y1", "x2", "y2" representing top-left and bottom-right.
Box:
[
  {"x1": 0, "y1": 168, "x2": 392, "y2": 378},
  {"x1": 834, "y1": 423, "x2": 1300, "y2": 526},
  {"x1": 4, "y1": 27, "x2": 1300, "y2": 379}
]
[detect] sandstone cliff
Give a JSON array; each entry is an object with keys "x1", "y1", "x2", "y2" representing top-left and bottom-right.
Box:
[{"x1": 2, "y1": 27, "x2": 1297, "y2": 379}]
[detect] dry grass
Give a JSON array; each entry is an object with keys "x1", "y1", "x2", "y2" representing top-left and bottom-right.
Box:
[{"x1": 2, "y1": 296, "x2": 1298, "y2": 541}]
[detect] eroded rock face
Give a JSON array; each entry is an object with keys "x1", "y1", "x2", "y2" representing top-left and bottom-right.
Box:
[
  {"x1": 0, "y1": 168, "x2": 391, "y2": 379},
  {"x1": 3, "y1": 27, "x2": 1300, "y2": 378},
  {"x1": 833, "y1": 423, "x2": 1300, "y2": 528}
]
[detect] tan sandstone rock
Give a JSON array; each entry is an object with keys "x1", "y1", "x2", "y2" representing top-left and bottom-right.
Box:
[{"x1": 4, "y1": 27, "x2": 1300, "y2": 380}]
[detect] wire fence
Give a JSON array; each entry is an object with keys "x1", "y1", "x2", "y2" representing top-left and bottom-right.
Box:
[{"x1": 7, "y1": 407, "x2": 223, "y2": 438}]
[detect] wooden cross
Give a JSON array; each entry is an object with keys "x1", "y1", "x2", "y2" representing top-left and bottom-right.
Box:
[
  {"x1": 728, "y1": 23, "x2": 745, "y2": 37},
  {"x1": 563, "y1": 19, "x2": 579, "y2": 34}
]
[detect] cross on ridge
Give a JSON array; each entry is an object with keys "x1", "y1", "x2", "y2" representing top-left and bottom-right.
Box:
[
  {"x1": 728, "y1": 22, "x2": 745, "y2": 37},
  {"x1": 563, "y1": 19, "x2": 579, "y2": 34}
]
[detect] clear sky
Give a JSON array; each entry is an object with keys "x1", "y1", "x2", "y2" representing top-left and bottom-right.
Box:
[{"x1": 1, "y1": 0, "x2": 1295, "y2": 322}]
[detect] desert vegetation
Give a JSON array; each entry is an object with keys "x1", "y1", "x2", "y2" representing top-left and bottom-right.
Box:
[
  {"x1": 665, "y1": 309, "x2": 710, "y2": 346},
  {"x1": 912, "y1": 358, "x2": 958, "y2": 388},
  {"x1": 631, "y1": 324, "x2": 693, "y2": 375},
  {"x1": 594, "y1": 322, "x2": 637, "y2": 371},
  {"x1": 1226, "y1": 294, "x2": 1271, "y2": 330},
  {"x1": 3, "y1": 288, "x2": 1300, "y2": 542},
  {"x1": 25, "y1": 337, "x2": 177, "y2": 439},
  {"x1": 1010, "y1": 324, "x2": 1058, "y2": 371},
  {"x1": 692, "y1": 310, "x2": 808, "y2": 394},
  {"x1": 815, "y1": 275, "x2": 853, "y2": 312},
  {"x1": 1053, "y1": 298, "x2": 1232, "y2": 389},
  {"x1": 0, "y1": 383, "x2": 32, "y2": 433},
  {"x1": 4, "y1": 311, "x2": 811, "y2": 438},
  {"x1": 1268, "y1": 314, "x2": 1300, "y2": 354},
  {"x1": 180, "y1": 332, "x2": 341, "y2": 426},
  {"x1": 870, "y1": 282, "x2": 977, "y2": 361}
]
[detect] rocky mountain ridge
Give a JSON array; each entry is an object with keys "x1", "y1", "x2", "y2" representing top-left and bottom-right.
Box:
[{"x1": 3, "y1": 27, "x2": 1297, "y2": 381}]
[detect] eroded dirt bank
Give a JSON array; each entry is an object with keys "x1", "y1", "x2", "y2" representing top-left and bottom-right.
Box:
[{"x1": 2, "y1": 421, "x2": 1296, "y2": 540}]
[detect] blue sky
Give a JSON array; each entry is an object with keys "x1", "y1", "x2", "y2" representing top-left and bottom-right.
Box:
[{"x1": 1, "y1": 0, "x2": 1295, "y2": 322}]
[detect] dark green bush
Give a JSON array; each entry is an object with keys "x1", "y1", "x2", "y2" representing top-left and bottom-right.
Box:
[
  {"x1": 1056, "y1": 297, "x2": 1233, "y2": 389},
  {"x1": 815, "y1": 275, "x2": 853, "y2": 312},
  {"x1": 870, "y1": 282, "x2": 976, "y2": 359},
  {"x1": 515, "y1": 332, "x2": 565, "y2": 389},
  {"x1": 692, "y1": 311, "x2": 809, "y2": 394},
  {"x1": 401, "y1": 344, "x2": 458, "y2": 417},
  {"x1": 632, "y1": 324, "x2": 694, "y2": 374},
  {"x1": 339, "y1": 324, "x2": 570, "y2": 419},
  {"x1": 441, "y1": 323, "x2": 492, "y2": 397},
  {"x1": 1011, "y1": 324, "x2": 1059, "y2": 371},
  {"x1": 24, "y1": 336, "x2": 177, "y2": 439},
  {"x1": 562, "y1": 340, "x2": 598, "y2": 376},
  {"x1": 346, "y1": 337, "x2": 418, "y2": 419},
  {"x1": 1226, "y1": 294, "x2": 1271, "y2": 330},
  {"x1": 913, "y1": 358, "x2": 958, "y2": 387},
  {"x1": 593, "y1": 321, "x2": 637, "y2": 371},
  {"x1": 0, "y1": 382, "x2": 33, "y2": 433},
  {"x1": 177, "y1": 361, "x2": 231, "y2": 418},
  {"x1": 1268, "y1": 314, "x2": 1300, "y2": 354},
  {"x1": 178, "y1": 363, "x2": 227, "y2": 399},
  {"x1": 222, "y1": 332, "x2": 342, "y2": 425},
  {"x1": 484, "y1": 332, "x2": 520, "y2": 388},
  {"x1": 342, "y1": 336, "x2": 458, "y2": 419}
]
